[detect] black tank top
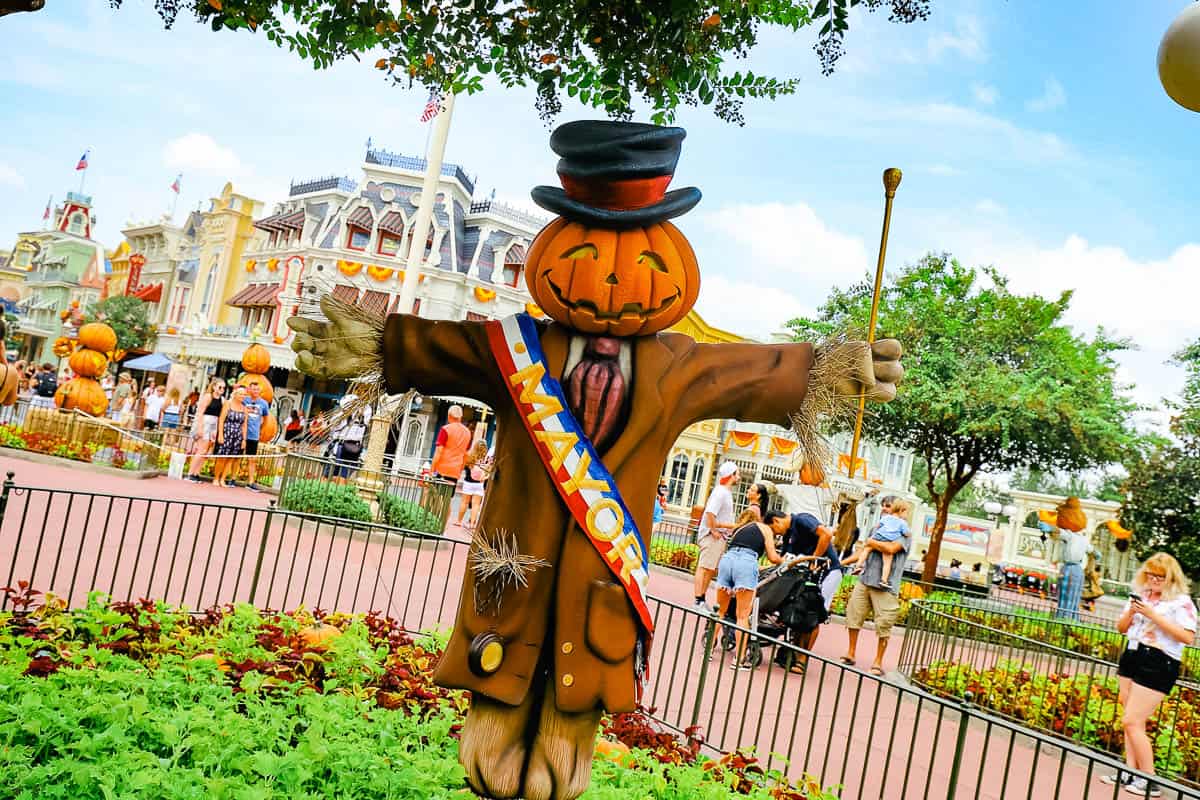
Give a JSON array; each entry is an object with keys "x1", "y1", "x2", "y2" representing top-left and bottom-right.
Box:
[
  {"x1": 728, "y1": 522, "x2": 766, "y2": 557},
  {"x1": 204, "y1": 396, "x2": 223, "y2": 416}
]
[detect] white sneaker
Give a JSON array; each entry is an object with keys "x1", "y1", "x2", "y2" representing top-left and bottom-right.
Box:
[
  {"x1": 693, "y1": 599, "x2": 707, "y2": 609},
  {"x1": 1124, "y1": 778, "x2": 1162, "y2": 797},
  {"x1": 1099, "y1": 772, "x2": 1131, "y2": 787}
]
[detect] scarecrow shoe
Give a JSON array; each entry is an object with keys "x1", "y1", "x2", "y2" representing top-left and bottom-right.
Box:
[{"x1": 458, "y1": 690, "x2": 538, "y2": 799}]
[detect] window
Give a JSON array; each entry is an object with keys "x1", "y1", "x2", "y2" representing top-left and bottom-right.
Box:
[
  {"x1": 347, "y1": 226, "x2": 369, "y2": 250},
  {"x1": 500, "y1": 262, "x2": 521, "y2": 287},
  {"x1": 402, "y1": 418, "x2": 425, "y2": 458},
  {"x1": 68, "y1": 213, "x2": 85, "y2": 236},
  {"x1": 199, "y1": 267, "x2": 216, "y2": 314},
  {"x1": 15, "y1": 250, "x2": 30, "y2": 268},
  {"x1": 378, "y1": 233, "x2": 403, "y2": 256},
  {"x1": 170, "y1": 287, "x2": 190, "y2": 324},
  {"x1": 688, "y1": 458, "x2": 707, "y2": 508},
  {"x1": 667, "y1": 454, "x2": 689, "y2": 505}
]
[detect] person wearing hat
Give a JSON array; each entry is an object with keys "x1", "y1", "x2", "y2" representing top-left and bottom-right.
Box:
[
  {"x1": 694, "y1": 461, "x2": 740, "y2": 608},
  {"x1": 288, "y1": 120, "x2": 904, "y2": 800}
]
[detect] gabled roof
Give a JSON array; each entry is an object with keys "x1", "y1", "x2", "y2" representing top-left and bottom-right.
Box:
[
  {"x1": 378, "y1": 211, "x2": 406, "y2": 237},
  {"x1": 227, "y1": 283, "x2": 279, "y2": 307},
  {"x1": 253, "y1": 209, "x2": 305, "y2": 233}
]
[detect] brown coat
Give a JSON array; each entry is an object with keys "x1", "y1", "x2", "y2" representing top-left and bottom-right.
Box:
[{"x1": 383, "y1": 314, "x2": 812, "y2": 713}]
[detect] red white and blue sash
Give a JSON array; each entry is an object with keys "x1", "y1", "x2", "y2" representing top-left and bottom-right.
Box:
[{"x1": 485, "y1": 314, "x2": 654, "y2": 640}]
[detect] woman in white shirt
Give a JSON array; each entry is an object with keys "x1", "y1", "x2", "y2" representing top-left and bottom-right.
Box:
[{"x1": 1102, "y1": 552, "x2": 1197, "y2": 795}]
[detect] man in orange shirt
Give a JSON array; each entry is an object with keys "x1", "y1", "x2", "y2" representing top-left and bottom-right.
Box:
[{"x1": 432, "y1": 404, "x2": 472, "y2": 482}]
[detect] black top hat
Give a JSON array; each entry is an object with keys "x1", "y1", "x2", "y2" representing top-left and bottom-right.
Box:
[{"x1": 530, "y1": 121, "x2": 701, "y2": 228}]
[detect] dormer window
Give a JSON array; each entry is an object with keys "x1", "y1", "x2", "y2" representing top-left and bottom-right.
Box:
[
  {"x1": 68, "y1": 212, "x2": 85, "y2": 236},
  {"x1": 500, "y1": 244, "x2": 526, "y2": 288},
  {"x1": 345, "y1": 206, "x2": 374, "y2": 251}
]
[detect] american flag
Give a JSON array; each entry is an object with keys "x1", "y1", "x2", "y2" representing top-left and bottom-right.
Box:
[
  {"x1": 75, "y1": 150, "x2": 89, "y2": 171},
  {"x1": 419, "y1": 88, "x2": 441, "y2": 123}
]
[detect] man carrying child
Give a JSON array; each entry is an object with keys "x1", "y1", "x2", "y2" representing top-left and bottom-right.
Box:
[{"x1": 839, "y1": 496, "x2": 912, "y2": 676}]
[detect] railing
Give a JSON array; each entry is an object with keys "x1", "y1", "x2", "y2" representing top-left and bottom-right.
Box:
[
  {"x1": 365, "y1": 148, "x2": 475, "y2": 196},
  {"x1": 276, "y1": 450, "x2": 455, "y2": 531},
  {"x1": 1, "y1": 478, "x2": 1197, "y2": 797},
  {"x1": 290, "y1": 175, "x2": 357, "y2": 196},
  {"x1": 467, "y1": 199, "x2": 549, "y2": 230},
  {"x1": 900, "y1": 599, "x2": 1200, "y2": 786}
]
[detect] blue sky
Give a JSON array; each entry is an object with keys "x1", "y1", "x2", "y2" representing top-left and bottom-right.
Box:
[{"x1": 1, "y1": 0, "x2": 1198, "y2": 423}]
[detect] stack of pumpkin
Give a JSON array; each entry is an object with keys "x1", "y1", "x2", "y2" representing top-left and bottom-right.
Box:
[
  {"x1": 54, "y1": 323, "x2": 117, "y2": 416},
  {"x1": 236, "y1": 340, "x2": 278, "y2": 442}
]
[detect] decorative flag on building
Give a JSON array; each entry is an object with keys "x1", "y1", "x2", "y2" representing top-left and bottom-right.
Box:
[
  {"x1": 419, "y1": 89, "x2": 441, "y2": 123},
  {"x1": 170, "y1": 174, "x2": 181, "y2": 194},
  {"x1": 75, "y1": 150, "x2": 89, "y2": 171},
  {"x1": 42, "y1": 195, "x2": 51, "y2": 221}
]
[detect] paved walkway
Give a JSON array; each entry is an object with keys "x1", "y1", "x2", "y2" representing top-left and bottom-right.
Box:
[{"x1": 0, "y1": 454, "x2": 1167, "y2": 799}]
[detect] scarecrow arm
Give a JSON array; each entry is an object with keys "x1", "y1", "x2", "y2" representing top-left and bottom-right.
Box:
[
  {"x1": 381, "y1": 314, "x2": 500, "y2": 405},
  {"x1": 673, "y1": 340, "x2": 815, "y2": 428}
]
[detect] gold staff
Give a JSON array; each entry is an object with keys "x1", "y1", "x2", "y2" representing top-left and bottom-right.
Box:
[{"x1": 847, "y1": 167, "x2": 901, "y2": 479}]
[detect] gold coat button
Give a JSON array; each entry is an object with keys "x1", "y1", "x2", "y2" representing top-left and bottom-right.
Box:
[
  {"x1": 468, "y1": 632, "x2": 505, "y2": 676},
  {"x1": 562, "y1": 673, "x2": 574, "y2": 687},
  {"x1": 561, "y1": 641, "x2": 574, "y2": 655}
]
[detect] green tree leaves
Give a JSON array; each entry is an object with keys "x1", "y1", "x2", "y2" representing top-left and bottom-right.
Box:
[
  {"x1": 788, "y1": 253, "x2": 1138, "y2": 581},
  {"x1": 85, "y1": 296, "x2": 156, "y2": 357},
  {"x1": 109, "y1": 0, "x2": 931, "y2": 125}
]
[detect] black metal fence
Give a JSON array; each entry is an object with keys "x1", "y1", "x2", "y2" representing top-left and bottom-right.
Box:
[
  {"x1": 0, "y1": 474, "x2": 1195, "y2": 799},
  {"x1": 900, "y1": 599, "x2": 1200, "y2": 787}
]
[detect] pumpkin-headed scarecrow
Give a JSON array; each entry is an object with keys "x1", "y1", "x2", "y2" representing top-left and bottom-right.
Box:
[{"x1": 288, "y1": 121, "x2": 904, "y2": 800}]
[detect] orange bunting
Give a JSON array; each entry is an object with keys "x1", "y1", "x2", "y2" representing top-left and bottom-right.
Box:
[
  {"x1": 245, "y1": 259, "x2": 256, "y2": 272},
  {"x1": 338, "y1": 260, "x2": 363, "y2": 276},
  {"x1": 525, "y1": 302, "x2": 545, "y2": 318},
  {"x1": 474, "y1": 286, "x2": 497, "y2": 302},
  {"x1": 368, "y1": 264, "x2": 395, "y2": 281},
  {"x1": 266, "y1": 258, "x2": 280, "y2": 272},
  {"x1": 837, "y1": 453, "x2": 868, "y2": 479},
  {"x1": 768, "y1": 436, "x2": 798, "y2": 458},
  {"x1": 724, "y1": 430, "x2": 760, "y2": 454}
]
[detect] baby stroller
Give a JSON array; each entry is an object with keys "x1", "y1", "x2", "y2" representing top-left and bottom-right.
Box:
[{"x1": 715, "y1": 557, "x2": 830, "y2": 668}]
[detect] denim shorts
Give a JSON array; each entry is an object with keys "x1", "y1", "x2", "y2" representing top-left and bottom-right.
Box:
[{"x1": 717, "y1": 547, "x2": 760, "y2": 592}]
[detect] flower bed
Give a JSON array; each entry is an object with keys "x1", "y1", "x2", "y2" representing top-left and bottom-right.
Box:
[
  {"x1": 0, "y1": 583, "x2": 838, "y2": 799},
  {"x1": 915, "y1": 660, "x2": 1200, "y2": 783},
  {"x1": 827, "y1": 574, "x2": 956, "y2": 626},
  {"x1": 0, "y1": 422, "x2": 152, "y2": 470}
]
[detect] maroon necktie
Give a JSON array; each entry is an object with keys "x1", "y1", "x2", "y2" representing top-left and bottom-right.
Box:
[{"x1": 565, "y1": 336, "x2": 627, "y2": 454}]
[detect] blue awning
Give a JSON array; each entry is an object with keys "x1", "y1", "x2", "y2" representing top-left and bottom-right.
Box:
[{"x1": 122, "y1": 353, "x2": 173, "y2": 373}]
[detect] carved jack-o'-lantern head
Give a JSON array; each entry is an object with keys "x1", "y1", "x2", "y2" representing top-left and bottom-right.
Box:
[
  {"x1": 525, "y1": 218, "x2": 699, "y2": 336},
  {"x1": 528, "y1": 120, "x2": 702, "y2": 336}
]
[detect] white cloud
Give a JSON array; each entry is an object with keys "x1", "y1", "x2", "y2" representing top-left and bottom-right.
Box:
[
  {"x1": 699, "y1": 202, "x2": 871, "y2": 283},
  {"x1": 162, "y1": 133, "x2": 243, "y2": 173},
  {"x1": 694, "y1": 273, "x2": 816, "y2": 341},
  {"x1": 1026, "y1": 77, "x2": 1067, "y2": 112},
  {"x1": 927, "y1": 16, "x2": 987, "y2": 62},
  {"x1": 0, "y1": 163, "x2": 24, "y2": 188},
  {"x1": 971, "y1": 82, "x2": 997, "y2": 106},
  {"x1": 973, "y1": 199, "x2": 1004, "y2": 214}
]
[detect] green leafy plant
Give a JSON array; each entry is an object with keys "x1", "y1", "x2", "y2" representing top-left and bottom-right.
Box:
[
  {"x1": 280, "y1": 479, "x2": 373, "y2": 522},
  {"x1": 85, "y1": 295, "x2": 156, "y2": 357},
  {"x1": 378, "y1": 491, "x2": 443, "y2": 534}
]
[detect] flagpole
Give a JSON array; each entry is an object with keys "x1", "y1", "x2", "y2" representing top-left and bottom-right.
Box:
[
  {"x1": 170, "y1": 177, "x2": 180, "y2": 221},
  {"x1": 397, "y1": 92, "x2": 456, "y2": 316},
  {"x1": 846, "y1": 167, "x2": 902, "y2": 479}
]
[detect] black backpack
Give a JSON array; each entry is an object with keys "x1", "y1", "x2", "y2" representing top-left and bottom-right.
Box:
[{"x1": 34, "y1": 372, "x2": 57, "y2": 398}]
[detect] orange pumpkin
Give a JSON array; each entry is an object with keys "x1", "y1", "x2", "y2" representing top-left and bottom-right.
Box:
[
  {"x1": 299, "y1": 624, "x2": 342, "y2": 650},
  {"x1": 259, "y1": 413, "x2": 278, "y2": 443},
  {"x1": 236, "y1": 372, "x2": 274, "y2": 403},
  {"x1": 242, "y1": 342, "x2": 270, "y2": 374},
  {"x1": 524, "y1": 217, "x2": 700, "y2": 336},
  {"x1": 54, "y1": 377, "x2": 108, "y2": 416},
  {"x1": 799, "y1": 461, "x2": 825, "y2": 487},
  {"x1": 68, "y1": 349, "x2": 108, "y2": 378},
  {"x1": 52, "y1": 337, "x2": 75, "y2": 358},
  {"x1": 78, "y1": 322, "x2": 118, "y2": 354}
]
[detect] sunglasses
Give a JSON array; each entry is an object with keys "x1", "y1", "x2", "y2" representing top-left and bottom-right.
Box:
[{"x1": 1146, "y1": 572, "x2": 1166, "y2": 581}]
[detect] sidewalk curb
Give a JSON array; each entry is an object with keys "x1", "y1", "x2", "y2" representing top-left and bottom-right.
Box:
[{"x1": 0, "y1": 446, "x2": 162, "y2": 480}]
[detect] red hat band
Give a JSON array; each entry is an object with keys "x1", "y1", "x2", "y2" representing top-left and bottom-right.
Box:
[{"x1": 558, "y1": 173, "x2": 673, "y2": 212}]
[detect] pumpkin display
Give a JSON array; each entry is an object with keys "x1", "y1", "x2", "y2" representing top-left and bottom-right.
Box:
[
  {"x1": 259, "y1": 414, "x2": 278, "y2": 443},
  {"x1": 242, "y1": 342, "x2": 271, "y2": 374},
  {"x1": 77, "y1": 322, "x2": 117, "y2": 354},
  {"x1": 68, "y1": 348, "x2": 108, "y2": 379},
  {"x1": 299, "y1": 624, "x2": 342, "y2": 650},
  {"x1": 799, "y1": 461, "x2": 825, "y2": 486},
  {"x1": 54, "y1": 377, "x2": 108, "y2": 416},
  {"x1": 524, "y1": 218, "x2": 700, "y2": 337},
  {"x1": 1055, "y1": 497, "x2": 1087, "y2": 532},
  {"x1": 52, "y1": 337, "x2": 75, "y2": 359}
]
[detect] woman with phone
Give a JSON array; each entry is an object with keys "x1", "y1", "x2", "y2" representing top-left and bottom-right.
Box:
[{"x1": 1101, "y1": 552, "x2": 1197, "y2": 795}]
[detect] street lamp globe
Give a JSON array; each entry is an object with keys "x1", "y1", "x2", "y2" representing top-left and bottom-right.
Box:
[
  {"x1": 1159, "y1": 3, "x2": 1200, "y2": 112},
  {"x1": 1002, "y1": 504, "x2": 1018, "y2": 519},
  {"x1": 983, "y1": 501, "x2": 1003, "y2": 516}
]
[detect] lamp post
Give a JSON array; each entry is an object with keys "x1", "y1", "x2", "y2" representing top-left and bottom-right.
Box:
[{"x1": 1159, "y1": 3, "x2": 1200, "y2": 111}]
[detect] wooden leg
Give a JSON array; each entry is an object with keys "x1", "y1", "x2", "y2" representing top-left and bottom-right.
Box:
[
  {"x1": 524, "y1": 680, "x2": 603, "y2": 800},
  {"x1": 458, "y1": 688, "x2": 538, "y2": 799}
]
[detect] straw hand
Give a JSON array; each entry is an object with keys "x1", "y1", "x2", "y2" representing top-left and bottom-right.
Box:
[
  {"x1": 836, "y1": 339, "x2": 904, "y2": 403},
  {"x1": 287, "y1": 295, "x2": 381, "y2": 380}
]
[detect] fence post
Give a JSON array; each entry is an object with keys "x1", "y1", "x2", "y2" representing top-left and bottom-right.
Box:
[
  {"x1": 689, "y1": 611, "x2": 717, "y2": 734},
  {"x1": 247, "y1": 501, "x2": 276, "y2": 606},
  {"x1": 945, "y1": 692, "x2": 974, "y2": 800},
  {"x1": 0, "y1": 470, "x2": 15, "y2": 523}
]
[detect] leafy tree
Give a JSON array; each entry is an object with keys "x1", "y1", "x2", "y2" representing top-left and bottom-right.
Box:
[
  {"x1": 788, "y1": 254, "x2": 1138, "y2": 583},
  {"x1": 85, "y1": 296, "x2": 156, "y2": 359},
  {"x1": 910, "y1": 457, "x2": 1003, "y2": 518},
  {"x1": 1121, "y1": 340, "x2": 1200, "y2": 577},
  {"x1": 104, "y1": 0, "x2": 931, "y2": 124}
]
